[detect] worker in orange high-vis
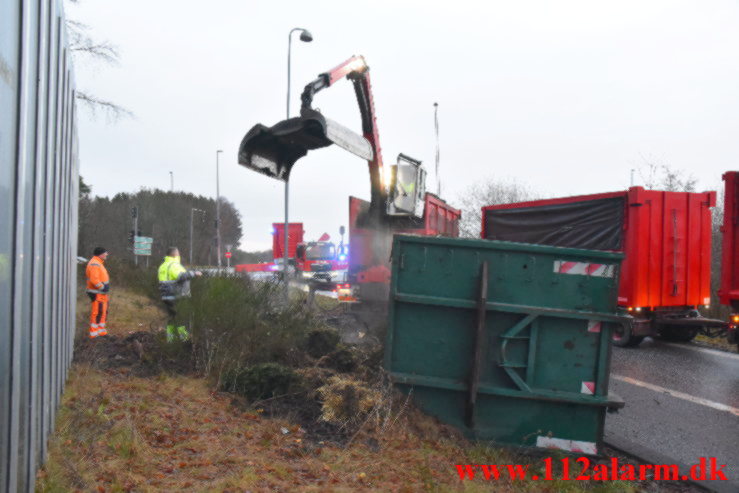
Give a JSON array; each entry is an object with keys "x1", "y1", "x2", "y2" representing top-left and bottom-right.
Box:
[{"x1": 86, "y1": 247, "x2": 111, "y2": 338}]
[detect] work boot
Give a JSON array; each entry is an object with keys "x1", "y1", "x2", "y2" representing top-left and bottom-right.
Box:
[
  {"x1": 89, "y1": 324, "x2": 103, "y2": 338},
  {"x1": 166, "y1": 325, "x2": 176, "y2": 342},
  {"x1": 176, "y1": 326, "x2": 190, "y2": 342}
]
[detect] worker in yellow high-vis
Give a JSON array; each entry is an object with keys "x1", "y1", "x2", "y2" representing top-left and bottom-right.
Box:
[
  {"x1": 158, "y1": 246, "x2": 201, "y2": 342},
  {"x1": 86, "y1": 247, "x2": 110, "y2": 338}
]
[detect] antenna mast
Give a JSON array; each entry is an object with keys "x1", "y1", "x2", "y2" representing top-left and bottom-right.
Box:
[{"x1": 434, "y1": 102, "x2": 440, "y2": 196}]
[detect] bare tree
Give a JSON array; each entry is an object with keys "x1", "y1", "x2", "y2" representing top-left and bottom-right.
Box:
[
  {"x1": 456, "y1": 178, "x2": 538, "y2": 238},
  {"x1": 65, "y1": 2, "x2": 132, "y2": 120},
  {"x1": 75, "y1": 91, "x2": 132, "y2": 121},
  {"x1": 637, "y1": 155, "x2": 697, "y2": 192}
]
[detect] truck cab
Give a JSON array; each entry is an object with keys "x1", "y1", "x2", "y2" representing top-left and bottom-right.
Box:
[{"x1": 296, "y1": 241, "x2": 339, "y2": 284}]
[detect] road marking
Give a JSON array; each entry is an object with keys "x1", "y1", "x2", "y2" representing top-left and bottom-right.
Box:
[
  {"x1": 612, "y1": 375, "x2": 739, "y2": 417},
  {"x1": 658, "y1": 342, "x2": 739, "y2": 361}
]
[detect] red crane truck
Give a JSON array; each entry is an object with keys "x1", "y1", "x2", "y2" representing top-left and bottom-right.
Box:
[
  {"x1": 719, "y1": 171, "x2": 739, "y2": 349},
  {"x1": 481, "y1": 187, "x2": 726, "y2": 347},
  {"x1": 238, "y1": 56, "x2": 460, "y2": 318}
]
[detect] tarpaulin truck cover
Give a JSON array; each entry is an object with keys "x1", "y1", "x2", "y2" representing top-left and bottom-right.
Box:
[{"x1": 482, "y1": 187, "x2": 716, "y2": 309}]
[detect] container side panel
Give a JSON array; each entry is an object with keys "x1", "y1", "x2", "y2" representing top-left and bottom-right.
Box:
[
  {"x1": 686, "y1": 193, "x2": 700, "y2": 305},
  {"x1": 661, "y1": 193, "x2": 687, "y2": 306},
  {"x1": 386, "y1": 235, "x2": 622, "y2": 450},
  {"x1": 646, "y1": 192, "x2": 665, "y2": 307},
  {"x1": 620, "y1": 190, "x2": 642, "y2": 307},
  {"x1": 531, "y1": 317, "x2": 599, "y2": 393},
  {"x1": 635, "y1": 189, "x2": 657, "y2": 308},
  {"x1": 395, "y1": 240, "x2": 620, "y2": 313},
  {"x1": 405, "y1": 385, "x2": 605, "y2": 448},
  {"x1": 698, "y1": 193, "x2": 714, "y2": 306},
  {"x1": 720, "y1": 172, "x2": 739, "y2": 307}
]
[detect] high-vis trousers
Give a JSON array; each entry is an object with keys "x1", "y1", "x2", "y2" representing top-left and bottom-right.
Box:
[
  {"x1": 163, "y1": 299, "x2": 189, "y2": 342},
  {"x1": 89, "y1": 293, "x2": 109, "y2": 338}
]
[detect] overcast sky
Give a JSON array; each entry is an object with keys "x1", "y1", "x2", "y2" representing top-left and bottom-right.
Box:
[{"x1": 67, "y1": 0, "x2": 739, "y2": 251}]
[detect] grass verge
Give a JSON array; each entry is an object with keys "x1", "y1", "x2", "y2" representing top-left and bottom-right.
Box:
[{"x1": 38, "y1": 282, "x2": 696, "y2": 492}]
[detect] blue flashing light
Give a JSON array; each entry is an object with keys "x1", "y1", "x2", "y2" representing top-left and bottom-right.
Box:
[{"x1": 338, "y1": 254, "x2": 347, "y2": 261}]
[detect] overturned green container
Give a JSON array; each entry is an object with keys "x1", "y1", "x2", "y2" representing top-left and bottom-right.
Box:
[{"x1": 384, "y1": 235, "x2": 625, "y2": 455}]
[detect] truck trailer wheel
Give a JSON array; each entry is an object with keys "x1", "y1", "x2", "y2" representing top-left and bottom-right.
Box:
[
  {"x1": 612, "y1": 322, "x2": 644, "y2": 347},
  {"x1": 658, "y1": 325, "x2": 698, "y2": 343}
]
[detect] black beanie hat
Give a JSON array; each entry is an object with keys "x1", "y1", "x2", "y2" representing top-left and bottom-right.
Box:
[{"x1": 93, "y1": 247, "x2": 108, "y2": 256}]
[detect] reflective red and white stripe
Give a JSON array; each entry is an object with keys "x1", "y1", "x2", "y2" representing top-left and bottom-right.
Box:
[
  {"x1": 536, "y1": 436, "x2": 598, "y2": 455},
  {"x1": 581, "y1": 381, "x2": 595, "y2": 395},
  {"x1": 587, "y1": 320, "x2": 602, "y2": 333},
  {"x1": 553, "y1": 260, "x2": 614, "y2": 278}
]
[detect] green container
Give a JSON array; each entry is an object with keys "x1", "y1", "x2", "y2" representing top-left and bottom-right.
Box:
[{"x1": 384, "y1": 235, "x2": 625, "y2": 455}]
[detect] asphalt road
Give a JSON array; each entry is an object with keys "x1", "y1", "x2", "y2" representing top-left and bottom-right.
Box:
[{"x1": 605, "y1": 338, "x2": 739, "y2": 492}]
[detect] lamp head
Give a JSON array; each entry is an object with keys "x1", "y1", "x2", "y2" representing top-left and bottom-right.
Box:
[{"x1": 299, "y1": 29, "x2": 313, "y2": 42}]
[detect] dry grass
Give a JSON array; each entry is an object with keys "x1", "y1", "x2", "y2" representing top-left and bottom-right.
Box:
[
  {"x1": 694, "y1": 334, "x2": 737, "y2": 353},
  {"x1": 76, "y1": 285, "x2": 166, "y2": 338},
  {"x1": 41, "y1": 288, "x2": 688, "y2": 492},
  {"x1": 38, "y1": 364, "x2": 645, "y2": 493}
]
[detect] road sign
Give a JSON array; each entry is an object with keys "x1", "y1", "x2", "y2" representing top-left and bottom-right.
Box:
[
  {"x1": 134, "y1": 236, "x2": 153, "y2": 256},
  {"x1": 225, "y1": 251, "x2": 232, "y2": 259}
]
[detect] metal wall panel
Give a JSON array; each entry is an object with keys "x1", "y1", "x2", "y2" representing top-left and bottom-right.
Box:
[{"x1": 1, "y1": 1, "x2": 78, "y2": 491}]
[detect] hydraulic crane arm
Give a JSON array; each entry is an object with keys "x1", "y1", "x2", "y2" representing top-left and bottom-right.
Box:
[
  {"x1": 300, "y1": 56, "x2": 368, "y2": 105},
  {"x1": 299, "y1": 56, "x2": 385, "y2": 212},
  {"x1": 238, "y1": 55, "x2": 387, "y2": 213}
]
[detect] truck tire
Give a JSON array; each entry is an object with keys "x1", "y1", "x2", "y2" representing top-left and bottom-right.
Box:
[
  {"x1": 658, "y1": 325, "x2": 698, "y2": 343},
  {"x1": 612, "y1": 322, "x2": 644, "y2": 348}
]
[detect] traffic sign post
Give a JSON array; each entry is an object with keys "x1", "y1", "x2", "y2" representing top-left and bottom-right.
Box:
[{"x1": 225, "y1": 250, "x2": 232, "y2": 268}]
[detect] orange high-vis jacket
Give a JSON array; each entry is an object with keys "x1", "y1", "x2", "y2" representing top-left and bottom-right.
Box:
[{"x1": 86, "y1": 255, "x2": 110, "y2": 294}]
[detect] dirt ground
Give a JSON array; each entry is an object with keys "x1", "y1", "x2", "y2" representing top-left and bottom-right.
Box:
[{"x1": 37, "y1": 288, "x2": 704, "y2": 493}]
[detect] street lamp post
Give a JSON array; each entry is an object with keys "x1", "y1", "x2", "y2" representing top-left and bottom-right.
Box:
[
  {"x1": 284, "y1": 27, "x2": 313, "y2": 302},
  {"x1": 169, "y1": 171, "x2": 174, "y2": 192},
  {"x1": 190, "y1": 208, "x2": 205, "y2": 265},
  {"x1": 216, "y1": 150, "x2": 223, "y2": 270}
]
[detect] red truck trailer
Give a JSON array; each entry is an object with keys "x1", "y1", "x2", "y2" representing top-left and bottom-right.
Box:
[
  {"x1": 344, "y1": 193, "x2": 461, "y2": 304},
  {"x1": 719, "y1": 171, "x2": 739, "y2": 348},
  {"x1": 482, "y1": 187, "x2": 725, "y2": 347},
  {"x1": 272, "y1": 222, "x2": 304, "y2": 261}
]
